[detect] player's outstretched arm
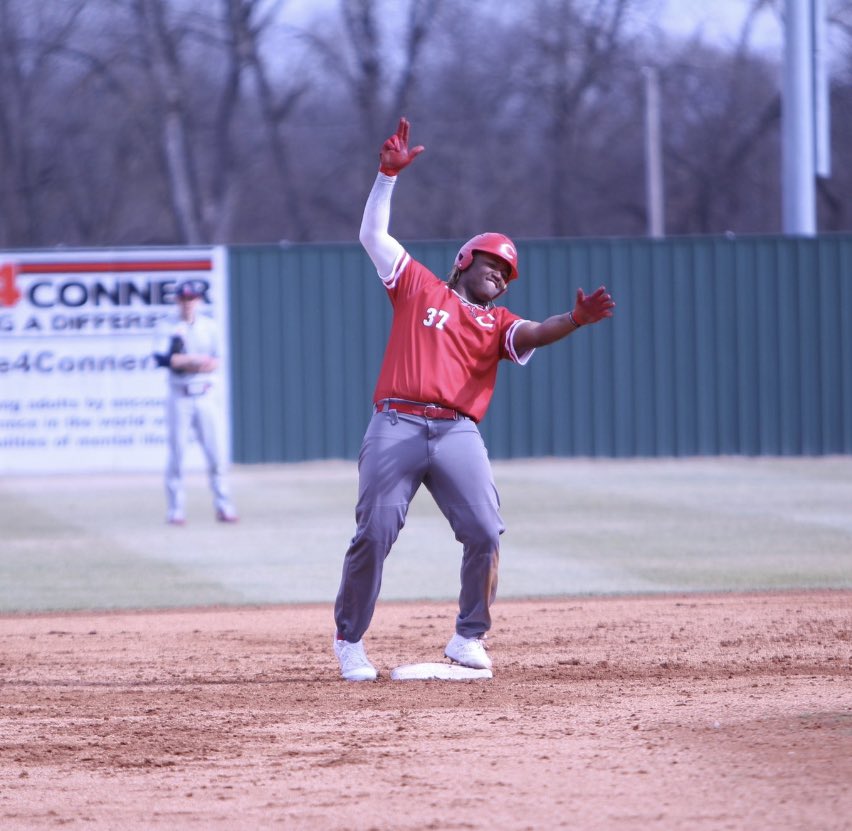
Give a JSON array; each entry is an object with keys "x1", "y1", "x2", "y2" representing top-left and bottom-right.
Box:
[
  {"x1": 359, "y1": 117, "x2": 425, "y2": 278},
  {"x1": 513, "y1": 286, "x2": 615, "y2": 353}
]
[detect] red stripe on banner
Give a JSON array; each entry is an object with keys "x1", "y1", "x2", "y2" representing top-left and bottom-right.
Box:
[
  {"x1": 0, "y1": 262, "x2": 22, "y2": 305},
  {"x1": 16, "y1": 260, "x2": 213, "y2": 274}
]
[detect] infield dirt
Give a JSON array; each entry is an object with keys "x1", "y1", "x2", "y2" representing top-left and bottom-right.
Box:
[{"x1": 1, "y1": 590, "x2": 850, "y2": 830}]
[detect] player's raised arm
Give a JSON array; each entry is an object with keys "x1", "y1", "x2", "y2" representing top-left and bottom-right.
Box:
[
  {"x1": 359, "y1": 117, "x2": 425, "y2": 278},
  {"x1": 513, "y1": 286, "x2": 615, "y2": 353}
]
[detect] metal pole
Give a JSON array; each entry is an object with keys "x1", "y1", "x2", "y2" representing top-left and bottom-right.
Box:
[
  {"x1": 782, "y1": 0, "x2": 816, "y2": 235},
  {"x1": 813, "y1": 0, "x2": 831, "y2": 178},
  {"x1": 643, "y1": 66, "x2": 665, "y2": 239}
]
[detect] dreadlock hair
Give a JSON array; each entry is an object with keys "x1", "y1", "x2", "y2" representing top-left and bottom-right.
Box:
[{"x1": 445, "y1": 265, "x2": 496, "y2": 309}]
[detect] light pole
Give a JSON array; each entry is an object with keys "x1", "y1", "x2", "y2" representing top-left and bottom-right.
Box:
[
  {"x1": 782, "y1": 0, "x2": 830, "y2": 235},
  {"x1": 643, "y1": 66, "x2": 665, "y2": 239}
]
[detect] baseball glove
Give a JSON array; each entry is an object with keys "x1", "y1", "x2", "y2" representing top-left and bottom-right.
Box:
[{"x1": 153, "y1": 335, "x2": 186, "y2": 369}]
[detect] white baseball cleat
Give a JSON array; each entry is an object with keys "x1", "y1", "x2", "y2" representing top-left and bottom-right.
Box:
[
  {"x1": 334, "y1": 636, "x2": 378, "y2": 681},
  {"x1": 444, "y1": 633, "x2": 492, "y2": 670}
]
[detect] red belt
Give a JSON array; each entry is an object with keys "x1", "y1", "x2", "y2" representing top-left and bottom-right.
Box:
[{"x1": 377, "y1": 399, "x2": 466, "y2": 420}]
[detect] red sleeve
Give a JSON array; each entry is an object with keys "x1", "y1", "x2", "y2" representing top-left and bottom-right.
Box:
[
  {"x1": 497, "y1": 309, "x2": 534, "y2": 364},
  {"x1": 380, "y1": 252, "x2": 441, "y2": 305}
]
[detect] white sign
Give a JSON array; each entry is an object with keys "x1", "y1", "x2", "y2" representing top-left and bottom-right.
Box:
[{"x1": 0, "y1": 248, "x2": 230, "y2": 473}]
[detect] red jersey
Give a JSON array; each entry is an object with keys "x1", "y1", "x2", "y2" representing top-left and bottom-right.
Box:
[{"x1": 372, "y1": 252, "x2": 533, "y2": 422}]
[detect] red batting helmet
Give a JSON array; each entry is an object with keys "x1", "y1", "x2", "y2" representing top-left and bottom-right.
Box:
[{"x1": 455, "y1": 233, "x2": 519, "y2": 282}]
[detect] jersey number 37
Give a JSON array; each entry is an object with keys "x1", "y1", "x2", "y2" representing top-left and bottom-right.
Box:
[{"x1": 423, "y1": 307, "x2": 450, "y2": 329}]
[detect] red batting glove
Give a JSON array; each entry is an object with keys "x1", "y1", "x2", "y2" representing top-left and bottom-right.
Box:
[
  {"x1": 573, "y1": 286, "x2": 615, "y2": 326},
  {"x1": 379, "y1": 116, "x2": 424, "y2": 176}
]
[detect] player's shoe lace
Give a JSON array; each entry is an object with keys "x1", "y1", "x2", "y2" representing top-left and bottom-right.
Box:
[
  {"x1": 333, "y1": 636, "x2": 378, "y2": 681},
  {"x1": 444, "y1": 633, "x2": 492, "y2": 670}
]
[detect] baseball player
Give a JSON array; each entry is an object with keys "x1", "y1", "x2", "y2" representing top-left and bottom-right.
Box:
[
  {"x1": 333, "y1": 117, "x2": 615, "y2": 680},
  {"x1": 157, "y1": 279, "x2": 238, "y2": 525}
]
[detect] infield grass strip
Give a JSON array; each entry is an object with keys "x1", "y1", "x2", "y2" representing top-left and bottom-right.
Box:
[
  {"x1": 495, "y1": 457, "x2": 852, "y2": 595},
  {"x1": 0, "y1": 458, "x2": 850, "y2": 613},
  {"x1": 0, "y1": 484, "x2": 244, "y2": 612}
]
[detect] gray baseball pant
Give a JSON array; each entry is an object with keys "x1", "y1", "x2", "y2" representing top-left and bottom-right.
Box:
[
  {"x1": 334, "y1": 407, "x2": 504, "y2": 643},
  {"x1": 165, "y1": 390, "x2": 233, "y2": 518}
]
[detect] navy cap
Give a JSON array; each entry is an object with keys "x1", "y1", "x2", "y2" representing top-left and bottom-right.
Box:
[{"x1": 176, "y1": 280, "x2": 205, "y2": 300}]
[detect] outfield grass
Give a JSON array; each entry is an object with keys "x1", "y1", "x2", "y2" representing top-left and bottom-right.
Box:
[{"x1": 1, "y1": 457, "x2": 850, "y2": 613}]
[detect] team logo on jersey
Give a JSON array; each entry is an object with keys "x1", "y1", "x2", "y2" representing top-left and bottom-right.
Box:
[{"x1": 475, "y1": 312, "x2": 496, "y2": 329}]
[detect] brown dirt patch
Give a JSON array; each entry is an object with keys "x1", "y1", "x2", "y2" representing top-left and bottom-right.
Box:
[{"x1": 1, "y1": 591, "x2": 850, "y2": 830}]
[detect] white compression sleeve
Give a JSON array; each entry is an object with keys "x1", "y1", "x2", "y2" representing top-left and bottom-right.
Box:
[{"x1": 359, "y1": 172, "x2": 405, "y2": 279}]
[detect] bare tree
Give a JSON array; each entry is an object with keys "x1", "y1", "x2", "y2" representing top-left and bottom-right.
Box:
[
  {"x1": 0, "y1": 0, "x2": 87, "y2": 246},
  {"x1": 661, "y1": 44, "x2": 780, "y2": 231},
  {"x1": 1, "y1": 0, "x2": 851, "y2": 246},
  {"x1": 302, "y1": 0, "x2": 446, "y2": 221},
  {"x1": 218, "y1": 0, "x2": 313, "y2": 239},
  {"x1": 129, "y1": 0, "x2": 209, "y2": 242},
  {"x1": 499, "y1": 0, "x2": 639, "y2": 236},
  {"x1": 816, "y1": 0, "x2": 852, "y2": 229},
  {"x1": 316, "y1": 0, "x2": 444, "y2": 135}
]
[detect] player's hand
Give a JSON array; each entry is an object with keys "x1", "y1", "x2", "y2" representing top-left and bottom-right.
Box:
[
  {"x1": 573, "y1": 286, "x2": 615, "y2": 326},
  {"x1": 379, "y1": 117, "x2": 424, "y2": 176}
]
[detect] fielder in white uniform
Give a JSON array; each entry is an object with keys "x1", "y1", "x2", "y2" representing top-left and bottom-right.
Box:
[{"x1": 158, "y1": 280, "x2": 238, "y2": 525}]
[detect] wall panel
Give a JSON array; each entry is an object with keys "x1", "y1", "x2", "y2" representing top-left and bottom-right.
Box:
[{"x1": 228, "y1": 236, "x2": 852, "y2": 461}]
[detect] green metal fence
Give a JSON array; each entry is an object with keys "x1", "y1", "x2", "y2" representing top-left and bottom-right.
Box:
[{"x1": 227, "y1": 235, "x2": 852, "y2": 462}]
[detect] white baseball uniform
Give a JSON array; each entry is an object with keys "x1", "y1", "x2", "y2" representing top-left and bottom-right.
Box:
[{"x1": 159, "y1": 312, "x2": 236, "y2": 523}]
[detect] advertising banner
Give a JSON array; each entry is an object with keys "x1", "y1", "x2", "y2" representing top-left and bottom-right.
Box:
[{"x1": 0, "y1": 248, "x2": 230, "y2": 474}]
